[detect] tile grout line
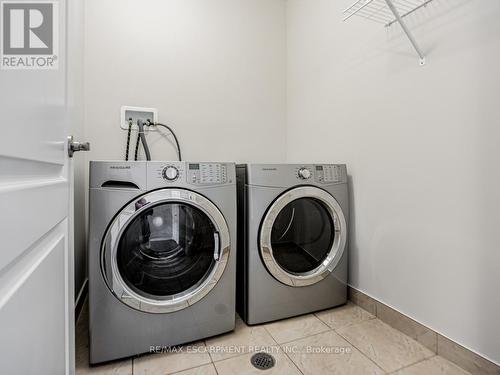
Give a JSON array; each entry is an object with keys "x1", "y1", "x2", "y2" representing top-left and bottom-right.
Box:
[
  {"x1": 205, "y1": 339, "x2": 221, "y2": 375},
  {"x1": 348, "y1": 287, "x2": 500, "y2": 374},
  {"x1": 386, "y1": 355, "x2": 437, "y2": 374},
  {"x1": 134, "y1": 346, "x2": 212, "y2": 375},
  {"x1": 262, "y1": 323, "x2": 306, "y2": 374},
  {"x1": 204, "y1": 339, "x2": 215, "y2": 364},
  {"x1": 314, "y1": 311, "x2": 377, "y2": 332},
  {"x1": 205, "y1": 327, "x2": 282, "y2": 365},
  {"x1": 205, "y1": 321, "x2": 308, "y2": 373},
  {"x1": 165, "y1": 362, "x2": 213, "y2": 375},
  {"x1": 262, "y1": 319, "x2": 331, "y2": 346},
  {"x1": 164, "y1": 363, "x2": 214, "y2": 375},
  {"x1": 280, "y1": 342, "x2": 306, "y2": 375},
  {"x1": 375, "y1": 302, "x2": 438, "y2": 355},
  {"x1": 204, "y1": 338, "x2": 248, "y2": 364},
  {"x1": 277, "y1": 326, "x2": 386, "y2": 375},
  {"x1": 212, "y1": 360, "x2": 220, "y2": 375},
  {"x1": 343, "y1": 298, "x2": 440, "y2": 372},
  {"x1": 85, "y1": 300, "x2": 474, "y2": 375},
  {"x1": 208, "y1": 348, "x2": 261, "y2": 364},
  {"x1": 334, "y1": 318, "x2": 438, "y2": 373},
  {"x1": 333, "y1": 326, "x2": 390, "y2": 374},
  {"x1": 80, "y1": 312, "x2": 445, "y2": 375}
]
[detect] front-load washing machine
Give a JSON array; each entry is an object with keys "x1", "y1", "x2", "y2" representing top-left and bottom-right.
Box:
[
  {"x1": 236, "y1": 164, "x2": 348, "y2": 325},
  {"x1": 88, "y1": 161, "x2": 236, "y2": 363}
]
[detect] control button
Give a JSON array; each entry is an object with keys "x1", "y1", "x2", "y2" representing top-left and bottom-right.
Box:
[
  {"x1": 298, "y1": 168, "x2": 312, "y2": 180},
  {"x1": 162, "y1": 166, "x2": 179, "y2": 181}
]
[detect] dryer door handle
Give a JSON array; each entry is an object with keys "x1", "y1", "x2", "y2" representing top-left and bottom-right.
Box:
[{"x1": 213, "y1": 232, "x2": 220, "y2": 261}]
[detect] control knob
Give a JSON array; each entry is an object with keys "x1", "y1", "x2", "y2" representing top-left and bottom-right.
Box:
[
  {"x1": 298, "y1": 168, "x2": 312, "y2": 180},
  {"x1": 162, "y1": 166, "x2": 179, "y2": 181}
]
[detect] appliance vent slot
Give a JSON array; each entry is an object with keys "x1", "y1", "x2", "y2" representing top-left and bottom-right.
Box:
[{"x1": 101, "y1": 180, "x2": 140, "y2": 190}]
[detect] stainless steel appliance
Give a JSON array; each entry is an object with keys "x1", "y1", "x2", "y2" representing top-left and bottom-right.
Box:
[
  {"x1": 88, "y1": 161, "x2": 236, "y2": 363},
  {"x1": 236, "y1": 164, "x2": 349, "y2": 324}
]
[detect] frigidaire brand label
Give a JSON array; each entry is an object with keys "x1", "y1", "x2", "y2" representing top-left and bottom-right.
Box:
[{"x1": 110, "y1": 166, "x2": 131, "y2": 170}]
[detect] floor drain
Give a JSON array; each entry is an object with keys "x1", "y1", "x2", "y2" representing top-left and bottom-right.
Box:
[{"x1": 250, "y1": 352, "x2": 275, "y2": 370}]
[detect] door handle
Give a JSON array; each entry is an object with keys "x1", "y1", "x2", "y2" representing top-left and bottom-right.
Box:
[
  {"x1": 213, "y1": 232, "x2": 220, "y2": 261},
  {"x1": 67, "y1": 135, "x2": 90, "y2": 157}
]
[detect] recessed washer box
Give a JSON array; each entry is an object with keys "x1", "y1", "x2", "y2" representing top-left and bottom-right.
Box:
[{"x1": 120, "y1": 106, "x2": 158, "y2": 130}]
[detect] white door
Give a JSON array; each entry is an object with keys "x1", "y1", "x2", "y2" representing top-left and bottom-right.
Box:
[{"x1": 0, "y1": 0, "x2": 84, "y2": 374}]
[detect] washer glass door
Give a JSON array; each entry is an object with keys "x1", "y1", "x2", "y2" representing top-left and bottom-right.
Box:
[
  {"x1": 260, "y1": 186, "x2": 347, "y2": 287},
  {"x1": 102, "y1": 189, "x2": 230, "y2": 313},
  {"x1": 117, "y1": 202, "x2": 214, "y2": 297}
]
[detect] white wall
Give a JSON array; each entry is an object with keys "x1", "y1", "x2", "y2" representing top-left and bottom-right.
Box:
[
  {"x1": 82, "y1": 0, "x2": 499, "y2": 364},
  {"x1": 286, "y1": 0, "x2": 500, "y2": 364},
  {"x1": 84, "y1": 0, "x2": 287, "y2": 163}
]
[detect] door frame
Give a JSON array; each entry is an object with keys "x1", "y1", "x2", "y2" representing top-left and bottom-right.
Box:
[
  {"x1": 259, "y1": 186, "x2": 347, "y2": 287},
  {"x1": 101, "y1": 188, "x2": 231, "y2": 313}
]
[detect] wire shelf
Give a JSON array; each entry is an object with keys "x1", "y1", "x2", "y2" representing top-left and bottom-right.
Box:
[
  {"x1": 342, "y1": 0, "x2": 434, "y2": 65},
  {"x1": 343, "y1": 0, "x2": 433, "y2": 27}
]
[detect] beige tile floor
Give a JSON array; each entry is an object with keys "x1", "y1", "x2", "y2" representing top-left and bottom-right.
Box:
[{"x1": 76, "y1": 301, "x2": 470, "y2": 375}]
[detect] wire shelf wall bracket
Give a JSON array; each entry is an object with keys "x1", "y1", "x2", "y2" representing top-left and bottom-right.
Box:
[{"x1": 343, "y1": 0, "x2": 434, "y2": 66}]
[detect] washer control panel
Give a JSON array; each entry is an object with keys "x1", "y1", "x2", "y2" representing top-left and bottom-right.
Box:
[
  {"x1": 162, "y1": 165, "x2": 180, "y2": 181},
  {"x1": 151, "y1": 163, "x2": 185, "y2": 184},
  {"x1": 315, "y1": 165, "x2": 345, "y2": 184},
  {"x1": 297, "y1": 167, "x2": 312, "y2": 180},
  {"x1": 148, "y1": 162, "x2": 235, "y2": 189},
  {"x1": 187, "y1": 163, "x2": 228, "y2": 185}
]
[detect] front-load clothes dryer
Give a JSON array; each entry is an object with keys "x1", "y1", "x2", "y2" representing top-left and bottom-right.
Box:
[
  {"x1": 236, "y1": 164, "x2": 348, "y2": 325},
  {"x1": 88, "y1": 161, "x2": 236, "y2": 363}
]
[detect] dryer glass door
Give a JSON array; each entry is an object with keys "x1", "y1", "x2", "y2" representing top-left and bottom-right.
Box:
[
  {"x1": 101, "y1": 189, "x2": 230, "y2": 313},
  {"x1": 271, "y1": 197, "x2": 333, "y2": 273},
  {"x1": 260, "y1": 186, "x2": 347, "y2": 287}
]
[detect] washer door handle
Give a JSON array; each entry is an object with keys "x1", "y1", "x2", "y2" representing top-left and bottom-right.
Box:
[{"x1": 213, "y1": 232, "x2": 220, "y2": 261}]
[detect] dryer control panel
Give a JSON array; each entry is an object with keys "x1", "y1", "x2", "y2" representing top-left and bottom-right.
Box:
[
  {"x1": 315, "y1": 165, "x2": 345, "y2": 184},
  {"x1": 244, "y1": 164, "x2": 347, "y2": 187}
]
